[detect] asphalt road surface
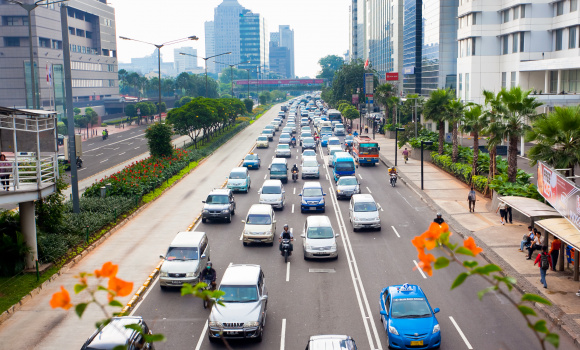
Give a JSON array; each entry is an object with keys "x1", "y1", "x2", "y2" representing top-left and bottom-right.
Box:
[{"x1": 130, "y1": 111, "x2": 571, "y2": 350}]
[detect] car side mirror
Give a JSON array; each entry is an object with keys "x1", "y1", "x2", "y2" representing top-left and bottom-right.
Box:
[
  {"x1": 301, "y1": 234, "x2": 305, "y2": 238},
  {"x1": 335, "y1": 233, "x2": 340, "y2": 237},
  {"x1": 378, "y1": 147, "x2": 381, "y2": 151},
  {"x1": 201, "y1": 253, "x2": 206, "y2": 259},
  {"x1": 323, "y1": 193, "x2": 326, "y2": 196},
  {"x1": 282, "y1": 190, "x2": 286, "y2": 194},
  {"x1": 380, "y1": 310, "x2": 388, "y2": 316},
  {"x1": 261, "y1": 295, "x2": 268, "y2": 301},
  {"x1": 202, "y1": 200, "x2": 206, "y2": 203},
  {"x1": 433, "y1": 308, "x2": 440, "y2": 314},
  {"x1": 299, "y1": 193, "x2": 302, "y2": 196},
  {"x1": 159, "y1": 255, "x2": 165, "y2": 259},
  {"x1": 241, "y1": 220, "x2": 246, "y2": 223}
]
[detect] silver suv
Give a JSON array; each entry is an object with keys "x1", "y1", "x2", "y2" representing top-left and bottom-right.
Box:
[
  {"x1": 202, "y1": 189, "x2": 235, "y2": 223},
  {"x1": 208, "y1": 264, "x2": 268, "y2": 342}
]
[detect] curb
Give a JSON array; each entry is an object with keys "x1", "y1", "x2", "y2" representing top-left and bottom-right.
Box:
[{"x1": 379, "y1": 153, "x2": 580, "y2": 347}]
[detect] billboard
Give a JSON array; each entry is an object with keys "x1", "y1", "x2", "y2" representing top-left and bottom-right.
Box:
[
  {"x1": 234, "y1": 79, "x2": 324, "y2": 85},
  {"x1": 403, "y1": 67, "x2": 415, "y2": 75},
  {"x1": 352, "y1": 94, "x2": 359, "y2": 104},
  {"x1": 385, "y1": 73, "x2": 399, "y2": 81},
  {"x1": 537, "y1": 161, "x2": 580, "y2": 231}
]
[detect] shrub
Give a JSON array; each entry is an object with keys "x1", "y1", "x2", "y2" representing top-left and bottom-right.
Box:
[
  {"x1": 145, "y1": 122, "x2": 173, "y2": 157},
  {"x1": 101, "y1": 123, "x2": 108, "y2": 127},
  {"x1": 0, "y1": 210, "x2": 28, "y2": 276},
  {"x1": 57, "y1": 121, "x2": 67, "y2": 135},
  {"x1": 243, "y1": 98, "x2": 254, "y2": 113}
]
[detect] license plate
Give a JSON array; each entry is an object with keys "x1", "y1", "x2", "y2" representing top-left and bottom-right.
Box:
[
  {"x1": 227, "y1": 331, "x2": 239, "y2": 335},
  {"x1": 252, "y1": 239, "x2": 263, "y2": 243},
  {"x1": 171, "y1": 281, "x2": 182, "y2": 285},
  {"x1": 310, "y1": 207, "x2": 317, "y2": 210},
  {"x1": 247, "y1": 165, "x2": 253, "y2": 168},
  {"x1": 410, "y1": 340, "x2": 423, "y2": 346}
]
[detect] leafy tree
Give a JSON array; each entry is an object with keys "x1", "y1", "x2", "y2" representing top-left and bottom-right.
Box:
[
  {"x1": 400, "y1": 94, "x2": 424, "y2": 125},
  {"x1": 167, "y1": 99, "x2": 215, "y2": 148},
  {"x1": 145, "y1": 122, "x2": 173, "y2": 157},
  {"x1": 329, "y1": 59, "x2": 377, "y2": 107},
  {"x1": 338, "y1": 103, "x2": 350, "y2": 114},
  {"x1": 445, "y1": 99, "x2": 465, "y2": 163},
  {"x1": 84, "y1": 107, "x2": 99, "y2": 127},
  {"x1": 243, "y1": 98, "x2": 254, "y2": 113},
  {"x1": 73, "y1": 107, "x2": 81, "y2": 115},
  {"x1": 342, "y1": 105, "x2": 359, "y2": 127},
  {"x1": 335, "y1": 100, "x2": 351, "y2": 109},
  {"x1": 482, "y1": 89, "x2": 506, "y2": 179},
  {"x1": 424, "y1": 88, "x2": 453, "y2": 155},
  {"x1": 527, "y1": 106, "x2": 580, "y2": 179},
  {"x1": 220, "y1": 93, "x2": 232, "y2": 99},
  {"x1": 460, "y1": 103, "x2": 488, "y2": 177},
  {"x1": 156, "y1": 102, "x2": 167, "y2": 113},
  {"x1": 270, "y1": 90, "x2": 285, "y2": 101},
  {"x1": 316, "y1": 55, "x2": 344, "y2": 82},
  {"x1": 375, "y1": 83, "x2": 399, "y2": 125},
  {"x1": 259, "y1": 91, "x2": 271, "y2": 105},
  {"x1": 125, "y1": 104, "x2": 136, "y2": 118}
]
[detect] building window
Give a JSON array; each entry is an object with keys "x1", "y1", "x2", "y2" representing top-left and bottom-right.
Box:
[
  {"x1": 556, "y1": 1, "x2": 564, "y2": 16},
  {"x1": 39, "y1": 37, "x2": 51, "y2": 48},
  {"x1": 550, "y1": 71, "x2": 558, "y2": 93},
  {"x1": 466, "y1": 73, "x2": 470, "y2": 99},
  {"x1": 501, "y1": 72, "x2": 507, "y2": 88},
  {"x1": 570, "y1": 27, "x2": 577, "y2": 49},
  {"x1": 472, "y1": 13, "x2": 477, "y2": 25},
  {"x1": 68, "y1": 27, "x2": 75, "y2": 35},
  {"x1": 513, "y1": 33, "x2": 519, "y2": 53},
  {"x1": 502, "y1": 35, "x2": 509, "y2": 54},
  {"x1": 3, "y1": 16, "x2": 28, "y2": 26},
  {"x1": 85, "y1": 31, "x2": 92, "y2": 39},
  {"x1": 572, "y1": 0, "x2": 578, "y2": 12},
  {"x1": 511, "y1": 72, "x2": 516, "y2": 88},
  {"x1": 556, "y1": 29, "x2": 563, "y2": 50},
  {"x1": 76, "y1": 29, "x2": 84, "y2": 37},
  {"x1": 567, "y1": 69, "x2": 579, "y2": 92},
  {"x1": 81, "y1": 46, "x2": 86, "y2": 53},
  {"x1": 520, "y1": 32, "x2": 525, "y2": 52},
  {"x1": 459, "y1": 73, "x2": 463, "y2": 97},
  {"x1": 521, "y1": 5, "x2": 526, "y2": 18},
  {"x1": 514, "y1": 6, "x2": 519, "y2": 20},
  {"x1": 52, "y1": 40, "x2": 62, "y2": 49},
  {"x1": 503, "y1": 10, "x2": 510, "y2": 23},
  {"x1": 4, "y1": 37, "x2": 21, "y2": 47}
]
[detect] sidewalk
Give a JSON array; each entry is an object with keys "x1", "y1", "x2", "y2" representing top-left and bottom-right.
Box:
[{"x1": 374, "y1": 135, "x2": 580, "y2": 345}]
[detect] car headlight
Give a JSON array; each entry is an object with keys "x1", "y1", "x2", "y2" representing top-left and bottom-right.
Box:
[
  {"x1": 243, "y1": 229, "x2": 249, "y2": 235},
  {"x1": 432, "y1": 324, "x2": 440, "y2": 334},
  {"x1": 209, "y1": 321, "x2": 223, "y2": 328},
  {"x1": 302, "y1": 199, "x2": 307, "y2": 205},
  {"x1": 202, "y1": 209, "x2": 209, "y2": 213},
  {"x1": 388, "y1": 325, "x2": 399, "y2": 335},
  {"x1": 331, "y1": 243, "x2": 337, "y2": 250},
  {"x1": 320, "y1": 198, "x2": 325, "y2": 204},
  {"x1": 159, "y1": 271, "x2": 168, "y2": 277},
  {"x1": 336, "y1": 189, "x2": 342, "y2": 193},
  {"x1": 305, "y1": 243, "x2": 312, "y2": 250},
  {"x1": 185, "y1": 272, "x2": 196, "y2": 278},
  {"x1": 355, "y1": 185, "x2": 360, "y2": 192},
  {"x1": 222, "y1": 209, "x2": 230, "y2": 213},
  {"x1": 244, "y1": 321, "x2": 260, "y2": 328}
]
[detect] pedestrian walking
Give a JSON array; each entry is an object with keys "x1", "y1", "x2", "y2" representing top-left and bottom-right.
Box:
[
  {"x1": 0, "y1": 153, "x2": 11, "y2": 191},
  {"x1": 496, "y1": 201, "x2": 508, "y2": 225},
  {"x1": 520, "y1": 226, "x2": 534, "y2": 251},
  {"x1": 402, "y1": 148, "x2": 409, "y2": 164},
  {"x1": 468, "y1": 187, "x2": 476, "y2": 212},
  {"x1": 506, "y1": 204, "x2": 513, "y2": 224},
  {"x1": 550, "y1": 237, "x2": 561, "y2": 271},
  {"x1": 534, "y1": 246, "x2": 553, "y2": 289},
  {"x1": 527, "y1": 231, "x2": 542, "y2": 260},
  {"x1": 365, "y1": 125, "x2": 368, "y2": 134}
]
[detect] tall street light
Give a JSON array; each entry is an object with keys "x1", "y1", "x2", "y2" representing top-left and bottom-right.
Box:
[
  {"x1": 243, "y1": 68, "x2": 251, "y2": 99},
  {"x1": 214, "y1": 60, "x2": 250, "y2": 98},
  {"x1": 394, "y1": 127, "x2": 405, "y2": 166},
  {"x1": 420, "y1": 140, "x2": 433, "y2": 190},
  {"x1": 8, "y1": 0, "x2": 69, "y2": 109},
  {"x1": 120, "y1": 35, "x2": 199, "y2": 120},
  {"x1": 180, "y1": 51, "x2": 231, "y2": 97}
]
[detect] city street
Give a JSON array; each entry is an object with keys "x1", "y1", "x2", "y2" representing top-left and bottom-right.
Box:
[{"x1": 130, "y1": 110, "x2": 572, "y2": 350}]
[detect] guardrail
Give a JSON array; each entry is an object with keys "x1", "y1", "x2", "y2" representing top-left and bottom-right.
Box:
[{"x1": 0, "y1": 155, "x2": 57, "y2": 193}]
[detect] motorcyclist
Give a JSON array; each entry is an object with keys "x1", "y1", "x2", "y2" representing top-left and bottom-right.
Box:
[
  {"x1": 291, "y1": 163, "x2": 299, "y2": 175},
  {"x1": 388, "y1": 166, "x2": 397, "y2": 176},
  {"x1": 434, "y1": 213, "x2": 445, "y2": 225},
  {"x1": 291, "y1": 135, "x2": 296, "y2": 147},
  {"x1": 199, "y1": 261, "x2": 217, "y2": 289},
  {"x1": 279, "y1": 224, "x2": 294, "y2": 255},
  {"x1": 102, "y1": 129, "x2": 106, "y2": 140}
]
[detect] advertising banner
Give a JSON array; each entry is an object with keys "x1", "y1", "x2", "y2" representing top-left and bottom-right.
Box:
[
  {"x1": 385, "y1": 73, "x2": 399, "y2": 81},
  {"x1": 537, "y1": 161, "x2": 580, "y2": 231},
  {"x1": 364, "y1": 73, "x2": 374, "y2": 94},
  {"x1": 235, "y1": 79, "x2": 324, "y2": 85},
  {"x1": 352, "y1": 94, "x2": 359, "y2": 105}
]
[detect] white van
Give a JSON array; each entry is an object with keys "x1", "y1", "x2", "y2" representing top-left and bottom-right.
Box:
[
  {"x1": 159, "y1": 231, "x2": 210, "y2": 289},
  {"x1": 242, "y1": 204, "x2": 277, "y2": 246},
  {"x1": 301, "y1": 215, "x2": 339, "y2": 259},
  {"x1": 349, "y1": 194, "x2": 381, "y2": 231},
  {"x1": 259, "y1": 179, "x2": 286, "y2": 209}
]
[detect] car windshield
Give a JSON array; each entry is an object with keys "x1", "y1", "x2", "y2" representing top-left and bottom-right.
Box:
[
  {"x1": 303, "y1": 160, "x2": 318, "y2": 167},
  {"x1": 229, "y1": 172, "x2": 246, "y2": 179},
  {"x1": 166, "y1": 247, "x2": 198, "y2": 261},
  {"x1": 303, "y1": 137, "x2": 314, "y2": 143},
  {"x1": 278, "y1": 145, "x2": 290, "y2": 150},
  {"x1": 271, "y1": 164, "x2": 286, "y2": 172},
  {"x1": 303, "y1": 188, "x2": 323, "y2": 197},
  {"x1": 220, "y1": 285, "x2": 259, "y2": 302},
  {"x1": 245, "y1": 155, "x2": 258, "y2": 160},
  {"x1": 265, "y1": 125, "x2": 274, "y2": 129},
  {"x1": 257, "y1": 136, "x2": 268, "y2": 141},
  {"x1": 391, "y1": 298, "x2": 432, "y2": 318},
  {"x1": 346, "y1": 136, "x2": 354, "y2": 141},
  {"x1": 206, "y1": 195, "x2": 229, "y2": 204},
  {"x1": 335, "y1": 162, "x2": 354, "y2": 172},
  {"x1": 261, "y1": 130, "x2": 270, "y2": 134},
  {"x1": 302, "y1": 132, "x2": 312, "y2": 137},
  {"x1": 262, "y1": 186, "x2": 281, "y2": 194},
  {"x1": 360, "y1": 144, "x2": 379, "y2": 154},
  {"x1": 307, "y1": 226, "x2": 334, "y2": 239},
  {"x1": 329, "y1": 140, "x2": 340, "y2": 145},
  {"x1": 354, "y1": 202, "x2": 378, "y2": 212},
  {"x1": 303, "y1": 151, "x2": 316, "y2": 157},
  {"x1": 338, "y1": 177, "x2": 358, "y2": 186},
  {"x1": 322, "y1": 136, "x2": 330, "y2": 141},
  {"x1": 281, "y1": 133, "x2": 291, "y2": 139},
  {"x1": 246, "y1": 214, "x2": 272, "y2": 225}
]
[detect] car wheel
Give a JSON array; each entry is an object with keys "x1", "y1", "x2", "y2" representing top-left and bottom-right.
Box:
[
  {"x1": 377, "y1": 226, "x2": 381, "y2": 231},
  {"x1": 255, "y1": 327, "x2": 263, "y2": 342},
  {"x1": 202, "y1": 218, "x2": 207, "y2": 223},
  {"x1": 208, "y1": 337, "x2": 218, "y2": 344},
  {"x1": 227, "y1": 214, "x2": 232, "y2": 223},
  {"x1": 243, "y1": 242, "x2": 248, "y2": 247},
  {"x1": 321, "y1": 207, "x2": 325, "y2": 213},
  {"x1": 160, "y1": 285, "x2": 167, "y2": 291}
]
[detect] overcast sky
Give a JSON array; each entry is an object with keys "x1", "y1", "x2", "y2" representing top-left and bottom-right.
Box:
[{"x1": 114, "y1": 0, "x2": 350, "y2": 77}]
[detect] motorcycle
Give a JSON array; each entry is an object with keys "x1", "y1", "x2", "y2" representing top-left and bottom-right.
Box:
[
  {"x1": 202, "y1": 278, "x2": 215, "y2": 309},
  {"x1": 76, "y1": 156, "x2": 83, "y2": 168},
  {"x1": 291, "y1": 139, "x2": 296, "y2": 148},
  {"x1": 280, "y1": 239, "x2": 292, "y2": 263},
  {"x1": 390, "y1": 173, "x2": 397, "y2": 187},
  {"x1": 292, "y1": 170, "x2": 298, "y2": 182},
  {"x1": 102, "y1": 133, "x2": 108, "y2": 141}
]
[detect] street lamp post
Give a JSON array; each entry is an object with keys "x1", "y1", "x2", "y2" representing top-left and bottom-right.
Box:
[
  {"x1": 8, "y1": 0, "x2": 69, "y2": 109},
  {"x1": 214, "y1": 60, "x2": 249, "y2": 98},
  {"x1": 121, "y1": 35, "x2": 199, "y2": 120},
  {"x1": 244, "y1": 69, "x2": 251, "y2": 99},
  {"x1": 179, "y1": 52, "x2": 231, "y2": 98},
  {"x1": 420, "y1": 141, "x2": 433, "y2": 190},
  {"x1": 394, "y1": 127, "x2": 405, "y2": 166}
]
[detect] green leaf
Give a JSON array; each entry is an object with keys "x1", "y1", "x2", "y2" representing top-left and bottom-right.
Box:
[
  {"x1": 124, "y1": 323, "x2": 143, "y2": 333},
  {"x1": 447, "y1": 242, "x2": 457, "y2": 251},
  {"x1": 473, "y1": 264, "x2": 502, "y2": 276},
  {"x1": 75, "y1": 303, "x2": 88, "y2": 318},
  {"x1": 451, "y1": 272, "x2": 470, "y2": 290},
  {"x1": 109, "y1": 300, "x2": 123, "y2": 308},
  {"x1": 544, "y1": 333, "x2": 560, "y2": 348},
  {"x1": 97, "y1": 285, "x2": 109, "y2": 292},
  {"x1": 143, "y1": 333, "x2": 166, "y2": 343},
  {"x1": 112, "y1": 346, "x2": 127, "y2": 350},
  {"x1": 493, "y1": 275, "x2": 516, "y2": 290},
  {"x1": 180, "y1": 283, "x2": 194, "y2": 296},
  {"x1": 455, "y1": 246, "x2": 475, "y2": 256},
  {"x1": 522, "y1": 293, "x2": 552, "y2": 306},
  {"x1": 517, "y1": 305, "x2": 537, "y2": 317},
  {"x1": 477, "y1": 286, "x2": 497, "y2": 301},
  {"x1": 440, "y1": 231, "x2": 450, "y2": 245},
  {"x1": 532, "y1": 320, "x2": 549, "y2": 334},
  {"x1": 434, "y1": 257, "x2": 450, "y2": 269},
  {"x1": 463, "y1": 260, "x2": 478, "y2": 269},
  {"x1": 74, "y1": 284, "x2": 87, "y2": 294}
]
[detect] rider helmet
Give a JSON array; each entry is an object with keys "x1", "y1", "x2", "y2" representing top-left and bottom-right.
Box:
[
  {"x1": 207, "y1": 261, "x2": 212, "y2": 268},
  {"x1": 436, "y1": 213, "x2": 442, "y2": 218},
  {"x1": 284, "y1": 224, "x2": 289, "y2": 230}
]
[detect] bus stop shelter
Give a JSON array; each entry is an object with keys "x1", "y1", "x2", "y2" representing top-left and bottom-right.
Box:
[{"x1": 536, "y1": 218, "x2": 580, "y2": 280}]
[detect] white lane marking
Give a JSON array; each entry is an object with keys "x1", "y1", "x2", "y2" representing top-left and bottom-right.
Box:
[
  {"x1": 84, "y1": 133, "x2": 144, "y2": 153},
  {"x1": 129, "y1": 275, "x2": 159, "y2": 315},
  {"x1": 292, "y1": 204, "x2": 295, "y2": 214},
  {"x1": 379, "y1": 204, "x2": 384, "y2": 212},
  {"x1": 95, "y1": 153, "x2": 103, "y2": 157},
  {"x1": 134, "y1": 147, "x2": 140, "y2": 149},
  {"x1": 413, "y1": 260, "x2": 428, "y2": 279},
  {"x1": 78, "y1": 168, "x2": 86, "y2": 172},
  {"x1": 264, "y1": 173, "x2": 267, "y2": 179},
  {"x1": 113, "y1": 147, "x2": 119, "y2": 150},
  {"x1": 119, "y1": 152, "x2": 126, "y2": 156},
  {"x1": 358, "y1": 173, "x2": 362, "y2": 180},
  {"x1": 280, "y1": 319, "x2": 287, "y2": 350},
  {"x1": 326, "y1": 173, "x2": 329, "y2": 180},
  {"x1": 87, "y1": 143, "x2": 94, "y2": 146},
  {"x1": 449, "y1": 316, "x2": 473, "y2": 349},
  {"x1": 293, "y1": 187, "x2": 296, "y2": 195},
  {"x1": 366, "y1": 186, "x2": 372, "y2": 194},
  {"x1": 286, "y1": 262, "x2": 290, "y2": 282},
  {"x1": 194, "y1": 321, "x2": 208, "y2": 350},
  {"x1": 296, "y1": 155, "x2": 298, "y2": 159},
  {"x1": 130, "y1": 132, "x2": 135, "y2": 134},
  {"x1": 127, "y1": 142, "x2": 133, "y2": 145},
  {"x1": 239, "y1": 232, "x2": 243, "y2": 240},
  {"x1": 100, "y1": 159, "x2": 108, "y2": 164},
  {"x1": 391, "y1": 226, "x2": 400, "y2": 238}
]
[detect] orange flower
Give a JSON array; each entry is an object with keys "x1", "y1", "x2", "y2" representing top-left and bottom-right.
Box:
[
  {"x1": 416, "y1": 251, "x2": 436, "y2": 276},
  {"x1": 94, "y1": 262, "x2": 118, "y2": 278},
  {"x1": 463, "y1": 237, "x2": 483, "y2": 256},
  {"x1": 424, "y1": 222, "x2": 449, "y2": 240},
  {"x1": 108, "y1": 276, "x2": 134, "y2": 300},
  {"x1": 50, "y1": 286, "x2": 73, "y2": 310},
  {"x1": 411, "y1": 235, "x2": 426, "y2": 252}
]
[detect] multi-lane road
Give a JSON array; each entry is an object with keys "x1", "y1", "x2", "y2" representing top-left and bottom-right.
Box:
[{"x1": 129, "y1": 109, "x2": 571, "y2": 350}]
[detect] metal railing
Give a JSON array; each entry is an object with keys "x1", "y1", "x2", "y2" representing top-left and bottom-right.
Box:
[{"x1": 0, "y1": 155, "x2": 57, "y2": 193}]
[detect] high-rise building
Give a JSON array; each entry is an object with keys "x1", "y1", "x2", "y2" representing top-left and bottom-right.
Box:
[
  {"x1": 350, "y1": 0, "x2": 368, "y2": 61},
  {"x1": 457, "y1": 0, "x2": 580, "y2": 106},
  {"x1": 278, "y1": 25, "x2": 295, "y2": 78},
  {"x1": 403, "y1": 0, "x2": 458, "y2": 96},
  {"x1": 0, "y1": 0, "x2": 118, "y2": 113},
  {"x1": 239, "y1": 9, "x2": 268, "y2": 78},
  {"x1": 204, "y1": 21, "x2": 216, "y2": 73},
  {"x1": 213, "y1": 0, "x2": 246, "y2": 74},
  {"x1": 174, "y1": 47, "x2": 198, "y2": 74},
  {"x1": 269, "y1": 25, "x2": 294, "y2": 78},
  {"x1": 270, "y1": 32, "x2": 280, "y2": 46}
]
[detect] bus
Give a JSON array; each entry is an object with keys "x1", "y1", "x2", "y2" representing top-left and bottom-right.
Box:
[
  {"x1": 327, "y1": 109, "x2": 342, "y2": 123},
  {"x1": 332, "y1": 152, "x2": 356, "y2": 182},
  {"x1": 352, "y1": 136, "x2": 380, "y2": 165}
]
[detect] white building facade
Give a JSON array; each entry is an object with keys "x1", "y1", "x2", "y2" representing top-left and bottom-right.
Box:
[{"x1": 457, "y1": 0, "x2": 580, "y2": 107}]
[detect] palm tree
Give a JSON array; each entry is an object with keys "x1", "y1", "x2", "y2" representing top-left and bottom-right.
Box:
[
  {"x1": 497, "y1": 87, "x2": 543, "y2": 182},
  {"x1": 446, "y1": 98, "x2": 465, "y2": 162},
  {"x1": 526, "y1": 106, "x2": 580, "y2": 180},
  {"x1": 482, "y1": 89, "x2": 506, "y2": 180},
  {"x1": 375, "y1": 83, "x2": 398, "y2": 125},
  {"x1": 460, "y1": 103, "x2": 488, "y2": 177},
  {"x1": 424, "y1": 88, "x2": 453, "y2": 155}
]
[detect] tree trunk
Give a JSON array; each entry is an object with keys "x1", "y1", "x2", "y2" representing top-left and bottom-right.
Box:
[
  {"x1": 508, "y1": 135, "x2": 519, "y2": 182},
  {"x1": 452, "y1": 122, "x2": 458, "y2": 163},
  {"x1": 438, "y1": 121, "x2": 445, "y2": 155},
  {"x1": 393, "y1": 105, "x2": 397, "y2": 125},
  {"x1": 472, "y1": 131, "x2": 479, "y2": 177},
  {"x1": 488, "y1": 145, "x2": 497, "y2": 181}
]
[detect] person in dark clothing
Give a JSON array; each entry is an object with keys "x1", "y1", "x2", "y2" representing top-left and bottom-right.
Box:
[
  {"x1": 527, "y1": 231, "x2": 542, "y2": 260},
  {"x1": 550, "y1": 237, "x2": 561, "y2": 271},
  {"x1": 506, "y1": 204, "x2": 513, "y2": 224},
  {"x1": 534, "y1": 246, "x2": 553, "y2": 289},
  {"x1": 200, "y1": 261, "x2": 217, "y2": 289},
  {"x1": 433, "y1": 213, "x2": 445, "y2": 225},
  {"x1": 279, "y1": 224, "x2": 294, "y2": 255}
]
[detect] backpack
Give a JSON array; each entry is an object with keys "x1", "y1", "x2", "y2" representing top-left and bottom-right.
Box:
[
  {"x1": 540, "y1": 253, "x2": 550, "y2": 270},
  {"x1": 468, "y1": 190, "x2": 476, "y2": 201}
]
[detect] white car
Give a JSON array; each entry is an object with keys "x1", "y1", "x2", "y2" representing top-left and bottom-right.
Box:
[
  {"x1": 301, "y1": 156, "x2": 320, "y2": 179},
  {"x1": 349, "y1": 194, "x2": 381, "y2": 231},
  {"x1": 259, "y1": 179, "x2": 286, "y2": 209},
  {"x1": 276, "y1": 144, "x2": 292, "y2": 158},
  {"x1": 302, "y1": 149, "x2": 316, "y2": 158},
  {"x1": 327, "y1": 137, "x2": 341, "y2": 152}
]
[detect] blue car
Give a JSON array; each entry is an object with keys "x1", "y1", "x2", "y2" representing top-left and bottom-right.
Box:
[
  {"x1": 380, "y1": 284, "x2": 441, "y2": 349},
  {"x1": 321, "y1": 135, "x2": 330, "y2": 147},
  {"x1": 299, "y1": 182, "x2": 326, "y2": 213},
  {"x1": 242, "y1": 153, "x2": 260, "y2": 169}
]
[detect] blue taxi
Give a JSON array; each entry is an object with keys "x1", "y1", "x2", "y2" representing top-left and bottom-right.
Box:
[
  {"x1": 379, "y1": 283, "x2": 441, "y2": 349},
  {"x1": 242, "y1": 153, "x2": 261, "y2": 169}
]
